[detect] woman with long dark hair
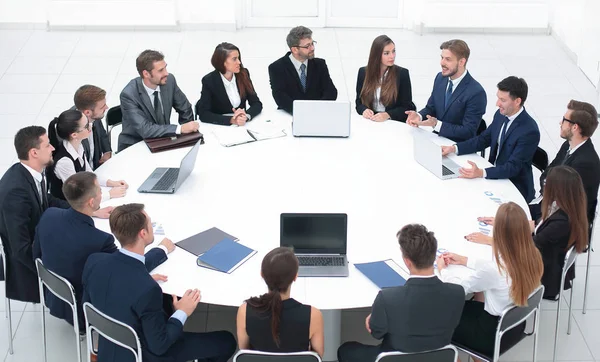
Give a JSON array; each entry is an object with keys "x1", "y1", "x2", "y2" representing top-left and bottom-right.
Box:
[
  {"x1": 47, "y1": 109, "x2": 128, "y2": 201},
  {"x1": 355, "y1": 35, "x2": 415, "y2": 122},
  {"x1": 236, "y1": 247, "x2": 324, "y2": 357},
  {"x1": 196, "y1": 42, "x2": 262, "y2": 126},
  {"x1": 437, "y1": 202, "x2": 543, "y2": 359}
]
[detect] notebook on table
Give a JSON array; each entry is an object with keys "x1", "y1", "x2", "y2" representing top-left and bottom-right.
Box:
[
  {"x1": 354, "y1": 259, "x2": 407, "y2": 289},
  {"x1": 213, "y1": 125, "x2": 286, "y2": 147},
  {"x1": 176, "y1": 227, "x2": 239, "y2": 256},
  {"x1": 196, "y1": 238, "x2": 256, "y2": 274}
]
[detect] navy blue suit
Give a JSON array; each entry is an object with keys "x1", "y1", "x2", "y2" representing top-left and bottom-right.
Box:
[
  {"x1": 83, "y1": 251, "x2": 236, "y2": 362},
  {"x1": 456, "y1": 108, "x2": 540, "y2": 202},
  {"x1": 32, "y1": 207, "x2": 167, "y2": 331},
  {"x1": 419, "y1": 71, "x2": 487, "y2": 142}
]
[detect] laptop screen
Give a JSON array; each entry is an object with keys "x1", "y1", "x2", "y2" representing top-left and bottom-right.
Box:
[
  {"x1": 175, "y1": 140, "x2": 201, "y2": 189},
  {"x1": 280, "y1": 213, "x2": 347, "y2": 254}
]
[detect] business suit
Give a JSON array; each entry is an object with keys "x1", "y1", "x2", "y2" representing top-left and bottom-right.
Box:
[
  {"x1": 355, "y1": 66, "x2": 416, "y2": 122},
  {"x1": 83, "y1": 252, "x2": 236, "y2": 362},
  {"x1": 533, "y1": 209, "x2": 575, "y2": 299},
  {"x1": 69, "y1": 106, "x2": 111, "y2": 170},
  {"x1": 539, "y1": 140, "x2": 600, "y2": 223},
  {"x1": 196, "y1": 69, "x2": 263, "y2": 125},
  {"x1": 0, "y1": 163, "x2": 69, "y2": 303},
  {"x1": 456, "y1": 108, "x2": 540, "y2": 202},
  {"x1": 268, "y1": 52, "x2": 338, "y2": 114},
  {"x1": 337, "y1": 277, "x2": 465, "y2": 362},
  {"x1": 32, "y1": 207, "x2": 167, "y2": 331},
  {"x1": 119, "y1": 74, "x2": 194, "y2": 151},
  {"x1": 419, "y1": 71, "x2": 487, "y2": 142}
]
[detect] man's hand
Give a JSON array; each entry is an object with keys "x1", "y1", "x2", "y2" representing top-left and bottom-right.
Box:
[
  {"x1": 405, "y1": 111, "x2": 420, "y2": 126},
  {"x1": 99, "y1": 152, "x2": 112, "y2": 165},
  {"x1": 362, "y1": 109, "x2": 374, "y2": 119},
  {"x1": 151, "y1": 274, "x2": 168, "y2": 282},
  {"x1": 109, "y1": 186, "x2": 127, "y2": 199},
  {"x1": 464, "y1": 232, "x2": 493, "y2": 245},
  {"x1": 419, "y1": 115, "x2": 438, "y2": 128},
  {"x1": 181, "y1": 121, "x2": 200, "y2": 134},
  {"x1": 441, "y1": 145, "x2": 456, "y2": 156},
  {"x1": 365, "y1": 314, "x2": 372, "y2": 334},
  {"x1": 459, "y1": 161, "x2": 484, "y2": 179},
  {"x1": 159, "y1": 238, "x2": 176, "y2": 253},
  {"x1": 92, "y1": 206, "x2": 114, "y2": 219},
  {"x1": 172, "y1": 289, "x2": 201, "y2": 316},
  {"x1": 107, "y1": 179, "x2": 128, "y2": 188}
]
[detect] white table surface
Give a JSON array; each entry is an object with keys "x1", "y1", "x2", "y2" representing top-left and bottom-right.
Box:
[{"x1": 93, "y1": 109, "x2": 529, "y2": 311}]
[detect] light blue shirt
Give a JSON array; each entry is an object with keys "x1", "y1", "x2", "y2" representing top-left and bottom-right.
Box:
[{"x1": 118, "y1": 249, "x2": 188, "y2": 326}]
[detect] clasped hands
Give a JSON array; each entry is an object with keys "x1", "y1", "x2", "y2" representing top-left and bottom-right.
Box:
[
  {"x1": 230, "y1": 107, "x2": 249, "y2": 126},
  {"x1": 362, "y1": 109, "x2": 390, "y2": 122}
]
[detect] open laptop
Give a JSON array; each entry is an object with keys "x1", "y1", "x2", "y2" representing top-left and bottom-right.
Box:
[
  {"x1": 280, "y1": 213, "x2": 349, "y2": 277},
  {"x1": 138, "y1": 141, "x2": 201, "y2": 194},
  {"x1": 292, "y1": 100, "x2": 350, "y2": 138},
  {"x1": 413, "y1": 136, "x2": 461, "y2": 180}
]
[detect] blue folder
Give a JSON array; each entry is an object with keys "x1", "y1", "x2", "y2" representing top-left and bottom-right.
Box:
[
  {"x1": 196, "y1": 238, "x2": 256, "y2": 274},
  {"x1": 355, "y1": 260, "x2": 406, "y2": 289}
]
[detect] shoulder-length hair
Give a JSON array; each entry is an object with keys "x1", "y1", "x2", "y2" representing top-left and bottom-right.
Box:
[{"x1": 211, "y1": 42, "x2": 255, "y2": 100}]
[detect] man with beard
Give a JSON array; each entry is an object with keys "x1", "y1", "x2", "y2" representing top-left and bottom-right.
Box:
[
  {"x1": 118, "y1": 50, "x2": 198, "y2": 151},
  {"x1": 268, "y1": 26, "x2": 338, "y2": 114},
  {"x1": 0, "y1": 126, "x2": 70, "y2": 303},
  {"x1": 407, "y1": 39, "x2": 486, "y2": 143},
  {"x1": 72, "y1": 85, "x2": 112, "y2": 169},
  {"x1": 441, "y1": 76, "x2": 540, "y2": 202},
  {"x1": 533, "y1": 100, "x2": 600, "y2": 223}
]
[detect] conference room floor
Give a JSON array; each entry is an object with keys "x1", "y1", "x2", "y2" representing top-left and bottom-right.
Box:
[{"x1": 0, "y1": 27, "x2": 599, "y2": 362}]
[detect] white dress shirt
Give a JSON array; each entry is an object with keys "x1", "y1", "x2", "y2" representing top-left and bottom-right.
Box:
[
  {"x1": 142, "y1": 81, "x2": 186, "y2": 135},
  {"x1": 20, "y1": 162, "x2": 43, "y2": 202},
  {"x1": 54, "y1": 140, "x2": 110, "y2": 202},
  {"x1": 373, "y1": 69, "x2": 388, "y2": 113},
  {"x1": 567, "y1": 139, "x2": 587, "y2": 155},
  {"x1": 289, "y1": 53, "x2": 308, "y2": 79},
  {"x1": 220, "y1": 73, "x2": 241, "y2": 109},
  {"x1": 440, "y1": 256, "x2": 512, "y2": 316},
  {"x1": 421, "y1": 70, "x2": 469, "y2": 133}
]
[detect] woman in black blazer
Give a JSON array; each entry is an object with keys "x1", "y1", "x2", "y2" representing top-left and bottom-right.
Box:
[
  {"x1": 356, "y1": 35, "x2": 415, "y2": 122},
  {"x1": 196, "y1": 42, "x2": 262, "y2": 126}
]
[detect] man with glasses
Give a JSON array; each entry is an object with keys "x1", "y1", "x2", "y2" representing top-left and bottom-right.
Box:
[
  {"x1": 532, "y1": 100, "x2": 600, "y2": 222},
  {"x1": 268, "y1": 26, "x2": 338, "y2": 114}
]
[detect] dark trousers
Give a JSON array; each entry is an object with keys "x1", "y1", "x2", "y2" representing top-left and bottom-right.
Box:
[
  {"x1": 161, "y1": 331, "x2": 237, "y2": 362},
  {"x1": 337, "y1": 342, "x2": 381, "y2": 362}
]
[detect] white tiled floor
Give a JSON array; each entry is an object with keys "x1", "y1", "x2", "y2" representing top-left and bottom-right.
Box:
[{"x1": 0, "y1": 28, "x2": 599, "y2": 361}]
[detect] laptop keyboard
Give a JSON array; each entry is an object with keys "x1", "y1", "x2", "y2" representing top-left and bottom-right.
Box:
[
  {"x1": 298, "y1": 256, "x2": 345, "y2": 267},
  {"x1": 151, "y1": 168, "x2": 179, "y2": 191},
  {"x1": 442, "y1": 165, "x2": 456, "y2": 176}
]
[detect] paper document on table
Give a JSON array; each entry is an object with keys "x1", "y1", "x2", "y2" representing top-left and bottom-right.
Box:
[
  {"x1": 152, "y1": 222, "x2": 165, "y2": 235},
  {"x1": 213, "y1": 127, "x2": 256, "y2": 147},
  {"x1": 247, "y1": 121, "x2": 287, "y2": 141}
]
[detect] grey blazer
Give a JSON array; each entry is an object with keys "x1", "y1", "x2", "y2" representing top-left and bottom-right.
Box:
[{"x1": 118, "y1": 74, "x2": 194, "y2": 151}]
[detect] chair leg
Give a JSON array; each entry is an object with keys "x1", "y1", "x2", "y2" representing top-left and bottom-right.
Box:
[
  {"x1": 583, "y1": 245, "x2": 592, "y2": 314},
  {"x1": 73, "y1": 322, "x2": 82, "y2": 362},
  {"x1": 7, "y1": 298, "x2": 13, "y2": 355},
  {"x1": 533, "y1": 309, "x2": 540, "y2": 362},
  {"x1": 41, "y1": 304, "x2": 47, "y2": 362},
  {"x1": 553, "y1": 290, "x2": 562, "y2": 362},
  {"x1": 567, "y1": 283, "x2": 575, "y2": 335}
]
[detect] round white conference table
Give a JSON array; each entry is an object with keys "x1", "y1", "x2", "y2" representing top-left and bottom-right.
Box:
[{"x1": 94, "y1": 110, "x2": 529, "y2": 361}]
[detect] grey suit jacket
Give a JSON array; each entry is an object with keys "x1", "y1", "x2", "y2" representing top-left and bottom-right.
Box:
[{"x1": 118, "y1": 74, "x2": 194, "y2": 151}]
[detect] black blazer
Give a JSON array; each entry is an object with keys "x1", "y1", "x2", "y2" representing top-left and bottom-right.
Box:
[
  {"x1": 540, "y1": 140, "x2": 600, "y2": 223},
  {"x1": 268, "y1": 52, "x2": 338, "y2": 114},
  {"x1": 369, "y1": 276, "x2": 465, "y2": 353},
  {"x1": 33, "y1": 207, "x2": 167, "y2": 331},
  {"x1": 355, "y1": 65, "x2": 416, "y2": 122},
  {"x1": 0, "y1": 163, "x2": 68, "y2": 302},
  {"x1": 533, "y1": 209, "x2": 574, "y2": 298},
  {"x1": 196, "y1": 69, "x2": 263, "y2": 126}
]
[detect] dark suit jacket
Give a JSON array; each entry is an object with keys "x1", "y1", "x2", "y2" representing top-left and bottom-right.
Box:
[
  {"x1": 0, "y1": 163, "x2": 69, "y2": 302},
  {"x1": 196, "y1": 69, "x2": 263, "y2": 126},
  {"x1": 419, "y1": 71, "x2": 487, "y2": 142},
  {"x1": 32, "y1": 207, "x2": 167, "y2": 331},
  {"x1": 268, "y1": 52, "x2": 337, "y2": 114},
  {"x1": 540, "y1": 140, "x2": 600, "y2": 223},
  {"x1": 119, "y1": 74, "x2": 194, "y2": 151},
  {"x1": 533, "y1": 210, "x2": 574, "y2": 298},
  {"x1": 355, "y1": 66, "x2": 416, "y2": 122},
  {"x1": 369, "y1": 276, "x2": 464, "y2": 353},
  {"x1": 69, "y1": 105, "x2": 112, "y2": 170},
  {"x1": 83, "y1": 251, "x2": 184, "y2": 362},
  {"x1": 457, "y1": 109, "x2": 540, "y2": 202}
]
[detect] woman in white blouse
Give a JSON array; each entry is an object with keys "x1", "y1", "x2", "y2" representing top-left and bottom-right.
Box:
[
  {"x1": 47, "y1": 109, "x2": 128, "y2": 202},
  {"x1": 436, "y1": 202, "x2": 543, "y2": 360},
  {"x1": 196, "y1": 42, "x2": 263, "y2": 126}
]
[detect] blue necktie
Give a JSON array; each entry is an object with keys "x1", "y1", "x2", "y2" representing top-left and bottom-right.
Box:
[
  {"x1": 498, "y1": 116, "x2": 510, "y2": 154},
  {"x1": 300, "y1": 63, "x2": 307, "y2": 92},
  {"x1": 444, "y1": 80, "x2": 453, "y2": 109}
]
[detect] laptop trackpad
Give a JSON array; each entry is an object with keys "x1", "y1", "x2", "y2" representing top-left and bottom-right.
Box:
[{"x1": 299, "y1": 266, "x2": 349, "y2": 277}]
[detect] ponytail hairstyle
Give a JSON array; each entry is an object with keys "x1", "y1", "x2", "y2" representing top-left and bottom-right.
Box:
[
  {"x1": 246, "y1": 247, "x2": 299, "y2": 346},
  {"x1": 210, "y1": 42, "x2": 256, "y2": 100},
  {"x1": 48, "y1": 109, "x2": 85, "y2": 155}
]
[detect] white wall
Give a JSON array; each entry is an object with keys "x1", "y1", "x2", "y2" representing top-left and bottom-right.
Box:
[{"x1": 0, "y1": 0, "x2": 46, "y2": 26}]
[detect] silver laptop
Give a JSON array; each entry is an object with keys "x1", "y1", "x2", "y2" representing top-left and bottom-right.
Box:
[
  {"x1": 280, "y1": 213, "x2": 349, "y2": 277},
  {"x1": 138, "y1": 141, "x2": 201, "y2": 194},
  {"x1": 414, "y1": 136, "x2": 461, "y2": 180},
  {"x1": 292, "y1": 100, "x2": 350, "y2": 137}
]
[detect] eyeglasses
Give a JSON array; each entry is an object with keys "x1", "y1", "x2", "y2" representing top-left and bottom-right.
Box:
[
  {"x1": 562, "y1": 117, "x2": 577, "y2": 125},
  {"x1": 294, "y1": 41, "x2": 317, "y2": 50}
]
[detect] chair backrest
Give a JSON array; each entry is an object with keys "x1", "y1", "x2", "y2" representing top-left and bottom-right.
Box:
[
  {"x1": 233, "y1": 350, "x2": 322, "y2": 362},
  {"x1": 532, "y1": 147, "x2": 549, "y2": 172},
  {"x1": 375, "y1": 345, "x2": 458, "y2": 362},
  {"x1": 563, "y1": 245, "x2": 578, "y2": 276},
  {"x1": 498, "y1": 285, "x2": 544, "y2": 333},
  {"x1": 83, "y1": 302, "x2": 142, "y2": 361},
  {"x1": 106, "y1": 105, "x2": 122, "y2": 127},
  {"x1": 477, "y1": 119, "x2": 487, "y2": 135},
  {"x1": 35, "y1": 258, "x2": 76, "y2": 307}
]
